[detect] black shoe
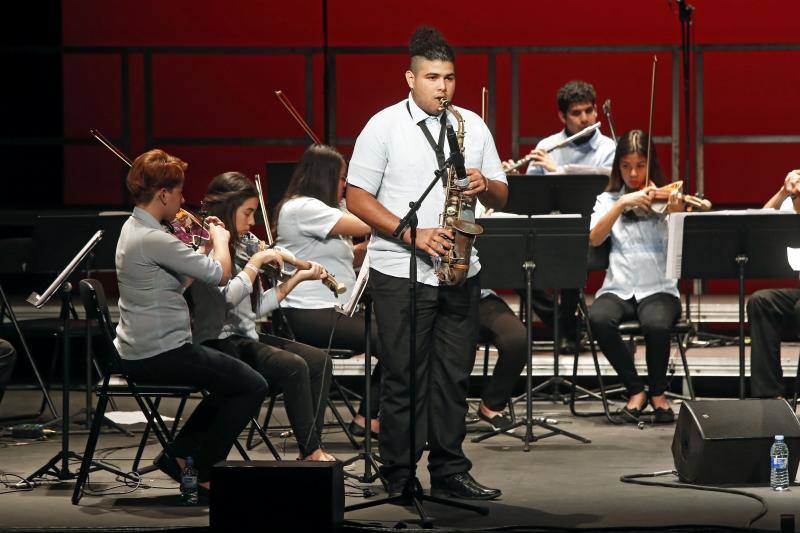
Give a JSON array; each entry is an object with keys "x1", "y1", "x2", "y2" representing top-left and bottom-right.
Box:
[
  {"x1": 651, "y1": 406, "x2": 675, "y2": 424},
  {"x1": 465, "y1": 412, "x2": 481, "y2": 425},
  {"x1": 348, "y1": 420, "x2": 378, "y2": 439},
  {"x1": 154, "y1": 450, "x2": 182, "y2": 484},
  {"x1": 617, "y1": 405, "x2": 642, "y2": 423},
  {"x1": 430, "y1": 472, "x2": 501, "y2": 500},
  {"x1": 477, "y1": 409, "x2": 515, "y2": 433},
  {"x1": 387, "y1": 478, "x2": 419, "y2": 498},
  {"x1": 558, "y1": 336, "x2": 582, "y2": 354}
]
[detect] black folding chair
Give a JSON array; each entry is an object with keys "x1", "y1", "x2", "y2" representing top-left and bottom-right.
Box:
[
  {"x1": 72, "y1": 279, "x2": 278, "y2": 504},
  {"x1": 569, "y1": 240, "x2": 696, "y2": 423}
]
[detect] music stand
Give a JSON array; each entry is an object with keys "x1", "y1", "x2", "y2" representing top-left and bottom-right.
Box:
[
  {"x1": 22, "y1": 230, "x2": 118, "y2": 482},
  {"x1": 338, "y1": 260, "x2": 384, "y2": 487},
  {"x1": 31, "y1": 213, "x2": 130, "y2": 433},
  {"x1": 472, "y1": 216, "x2": 592, "y2": 448},
  {"x1": 672, "y1": 211, "x2": 800, "y2": 399},
  {"x1": 504, "y1": 174, "x2": 607, "y2": 401}
]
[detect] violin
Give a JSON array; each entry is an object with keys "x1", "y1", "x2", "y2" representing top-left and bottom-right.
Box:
[
  {"x1": 237, "y1": 231, "x2": 346, "y2": 295},
  {"x1": 625, "y1": 58, "x2": 712, "y2": 218},
  {"x1": 90, "y1": 128, "x2": 212, "y2": 248}
]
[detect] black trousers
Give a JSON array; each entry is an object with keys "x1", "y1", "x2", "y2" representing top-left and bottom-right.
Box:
[
  {"x1": 121, "y1": 343, "x2": 268, "y2": 481},
  {"x1": 532, "y1": 288, "x2": 580, "y2": 341},
  {"x1": 204, "y1": 334, "x2": 332, "y2": 457},
  {"x1": 282, "y1": 306, "x2": 382, "y2": 418},
  {"x1": 369, "y1": 268, "x2": 480, "y2": 483},
  {"x1": 748, "y1": 288, "x2": 800, "y2": 398},
  {"x1": 588, "y1": 293, "x2": 681, "y2": 396},
  {"x1": 478, "y1": 294, "x2": 528, "y2": 411},
  {"x1": 0, "y1": 338, "x2": 17, "y2": 406}
]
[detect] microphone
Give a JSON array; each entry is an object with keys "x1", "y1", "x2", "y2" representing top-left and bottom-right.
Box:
[{"x1": 446, "y1": 124, "x2": 469, "y2": 189}]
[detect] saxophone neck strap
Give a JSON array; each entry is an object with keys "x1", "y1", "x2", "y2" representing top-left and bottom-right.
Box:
[{"x1": 407, "y1": 101, "x2": 447, "y2": 172}]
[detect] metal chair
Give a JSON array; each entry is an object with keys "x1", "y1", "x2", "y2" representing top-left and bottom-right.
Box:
[{"x1": 72, "y1": 279, "x2": 278, "y2": 504}]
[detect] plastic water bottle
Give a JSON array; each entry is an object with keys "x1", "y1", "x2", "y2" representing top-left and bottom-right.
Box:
[
  {"x1": 770, "y1": 435, "x2": 790, "y2": 491},
  {"x1": 180, "y1": 456, "x2": 198, "y2": 504}
]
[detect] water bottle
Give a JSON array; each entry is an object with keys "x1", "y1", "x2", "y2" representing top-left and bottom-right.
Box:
[
  {"x1": 770, "y1": 435, "x2": 790, "y2": 491},
  {"x1": 180, "y1": 456, "x2": 198, "y2": 504}
]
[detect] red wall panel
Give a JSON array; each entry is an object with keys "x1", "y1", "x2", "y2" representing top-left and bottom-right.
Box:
[
  {"x1": 151, "y1": 54, "x2": 308, "y2": 139},
  {"x1": 63, "y1": 0, "x2": 322, "y2": 46},
  {"x1": 64, "y1": 145, "x2": 126, "y2": 205},
  {"x1": 63, "y1": 54, "x2": 121, "y2": 138}
]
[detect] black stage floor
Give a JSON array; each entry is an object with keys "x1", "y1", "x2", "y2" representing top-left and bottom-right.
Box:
[{"x1": 0, "y1": 390, "x2": 797, "y2": 532}]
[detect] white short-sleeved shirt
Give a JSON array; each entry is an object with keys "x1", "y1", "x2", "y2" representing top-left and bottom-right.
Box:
[
  {"x1": 589, "y1": 191, "x2": 679, "y2": 300},
  {"x1": 115, "y1": 207, "x2": 223, "y2": 359},
  {"x1": 276, "y1": 196, "x2": 357, "y2": 308},
  {"x1": 526, "y1": 128, "x2": 616, "y2": 175},
  {"x1": 347, "y1": 93, "x2": 508, "y2": 286}
]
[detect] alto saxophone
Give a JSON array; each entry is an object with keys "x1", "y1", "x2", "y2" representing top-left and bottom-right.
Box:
[{"x1": 435, "y1": 98, "x2": 483, "y2": 287}]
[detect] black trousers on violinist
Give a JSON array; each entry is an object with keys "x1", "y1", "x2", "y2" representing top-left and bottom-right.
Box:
[
  {"x1": 368, "y1": 269, "x2": 480, "y2": 484},
  {"x1": 532, "y1": 288, "x2": 580, "y2": 342},
  {"x1": 121, "y1": 343, "x2": 268, "y2": 482},
  {"x1": 204, "y1": 334, "x2": 332, "y2": 457},
  {"x1": 282, "y1": 306, "x2": 382, "y2": 418},
  {"x1": 747, "y1": 288, "x2": 800, "y2": 398},
  {"x1": 589, "y1": 292, "x2": 681, "y2": 397},
  {"x1": 478, "y1": 294, "x2": 528, "y2": 412}
]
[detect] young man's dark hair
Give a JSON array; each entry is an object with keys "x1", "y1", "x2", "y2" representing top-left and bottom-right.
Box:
[
  {"x1": 556, "y1": 80, "x2": 597, "y2": 115},
  {"x1": 409, "y1": 26, "x2": 454, "y2": 71}
]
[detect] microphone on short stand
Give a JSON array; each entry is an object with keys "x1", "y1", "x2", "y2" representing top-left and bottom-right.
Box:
[{"x1": 446, "y1": 124, "x2": 469, "y2": 190}]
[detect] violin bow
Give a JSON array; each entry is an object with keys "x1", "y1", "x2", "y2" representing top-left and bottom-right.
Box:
[
  {"x1": 645, "y1": 55, "x2": 657, "y2": 189},
  {"x1": 253, "y1": 174, "x2": 274, "y2": 247},
  {"x1": 481, "y1": 87, "x2": 489, "y2": 125},
  {"x1": 602, "y1": 99, "x2": 617, "y2": 144},
  {"x1": 274, "y1": 90, "x2": 322, "y2": 145},
  {"x1": 90, "y1": 129, "x2": 132, "y2": 167}
]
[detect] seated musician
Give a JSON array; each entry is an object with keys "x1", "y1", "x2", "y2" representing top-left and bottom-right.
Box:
[
  {"x1": 115, "y1": 150, "x2": 268, "y2": 495},
  {"x1": 274, "y1": 144, "x2": 382, "y2": 439},
  {"x1": 191, "y1": 171, "x2": 335, "y2": 461},
  {"x1": 520, "y1": 79, "x2": 616, "y2": 175},
  {"x1": 504, "y1": 80, "x2": 616, "y2": 352},
  {"x1": 587, "y1": 130, "x2": 687, "y2": 423},
  {"x1": 748, "y1": 169, "x2": 800, "y2": 398}
]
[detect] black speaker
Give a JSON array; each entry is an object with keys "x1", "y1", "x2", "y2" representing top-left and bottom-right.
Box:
[
  {"x1": 210, "y1": 460, "x2": 343, "y2": 532},
  {"x1": 672, "y1": 399, "x2": 800, "y2": 484}
]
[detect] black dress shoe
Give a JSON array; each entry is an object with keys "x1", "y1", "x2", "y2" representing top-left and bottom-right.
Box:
[
  {"x1": 430, "y1": 472, "x2": 501, "y2": 500},
  {"x1": 387, "y1": 478, "x2": 416, "y2": 498},
  {"x1": 617, "y1": 405, "x2": 643, "y2": 424},
  {"x1": 651, "y1": 406, "x2": 675, "y2": 424},
  {"x1": 348, "y1": 420, "x2": 378, "y2": 439},
  {"x1": 154, "y1": 450, "x2": 182, "y2": 484}
]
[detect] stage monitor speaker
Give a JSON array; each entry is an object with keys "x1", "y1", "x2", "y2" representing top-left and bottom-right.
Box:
[
  {"x1": 672, "y1": 399, "x2": 800, "y2": 484},
  {"x1": 210, "y1": 460, "x2": 343, "y2": 532}
]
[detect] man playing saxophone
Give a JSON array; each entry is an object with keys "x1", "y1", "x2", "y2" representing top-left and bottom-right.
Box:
[{"x1": 346, "y1": 26, "x2": 507, "y2": 500}]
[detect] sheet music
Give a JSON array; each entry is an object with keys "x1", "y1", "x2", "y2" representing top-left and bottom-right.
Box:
[
  {"x1": 26, "y1": 230, "x2": 104, "y2": 308},
  {"x1": 560, "y1": 164, "x2": 611, "y2": 176},
  {"x1": 336, "y1": 254, "x2": 369, "y2": 318},
  {"x1": 666, "y1": 209, "x2": 796, "y2": 279}
]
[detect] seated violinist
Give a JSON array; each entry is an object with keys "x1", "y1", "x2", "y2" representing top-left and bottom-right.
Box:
[
  {"x1": 587, "y1": 130, "x2": 688, "y2": 424},
  {"x1": 190, "y1": 171, "x2": 336, "y2": 461},
  {"x1": 115, "y1": 150, "x2": 268, "y2": 496},
  {"x1": 748, "y1": 169, "x2": 800, "y2": 399}
]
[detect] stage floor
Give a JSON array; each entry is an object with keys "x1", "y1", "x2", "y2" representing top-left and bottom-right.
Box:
[{"x1": 0, "y1": 391, "x2": 798, "y2": 532}]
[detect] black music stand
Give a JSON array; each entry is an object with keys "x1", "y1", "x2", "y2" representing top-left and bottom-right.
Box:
[
  {"x1": 22, "y1": 230, "x2": 128, "y2": 483},
  {"x1": 338, "y1": 264, "x2": 384, "y2": 487},
  {"x1": 472, "y1": 216, "x2": 591, "y2": 448},
  {"x1": 675, "y1": 212, "x2": 800, "y2": 399},
  {"x1": 504, "y1": 174, "x2": 607, "y2": 401},
  {"x1": 31, "y1": 213, "x2": 130, "y2": 433}
]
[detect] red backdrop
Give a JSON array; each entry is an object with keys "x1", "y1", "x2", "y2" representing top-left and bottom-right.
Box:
[{"x1": 60, "y1": 1, "x2": 800, "y2": 292}]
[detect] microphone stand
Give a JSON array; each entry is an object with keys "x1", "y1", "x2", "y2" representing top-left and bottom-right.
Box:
[{"x1": 344, "y1": 158, "x2": 488, "y2": 525}]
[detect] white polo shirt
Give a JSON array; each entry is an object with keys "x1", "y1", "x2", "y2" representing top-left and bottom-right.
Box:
[
  {"x1": 347, "y1": 93, "x2": 507, "y2": 286},
  {"x1": 526, "y1": 128, "x2": 616, "y2": 175}
]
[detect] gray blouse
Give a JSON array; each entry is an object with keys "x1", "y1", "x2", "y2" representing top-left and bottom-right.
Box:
[{"x1": 114, "y1": 207, "x2": 223, "y2": 360}]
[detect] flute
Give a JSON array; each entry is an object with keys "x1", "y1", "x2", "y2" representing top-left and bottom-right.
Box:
[{"x1": 505, "y1": 122, "x2": 602, "y2": 173}]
